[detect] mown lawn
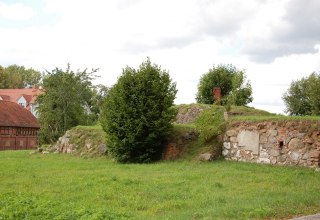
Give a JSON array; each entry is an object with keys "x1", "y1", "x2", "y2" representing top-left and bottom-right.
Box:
[{"x1": 0, "y1": 151, "x2": 319, "y2": 219}]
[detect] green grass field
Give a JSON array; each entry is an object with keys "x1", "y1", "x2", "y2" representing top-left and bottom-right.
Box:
[{"x1": 1, "y1": 151, "x2": 319, "y2": 219}]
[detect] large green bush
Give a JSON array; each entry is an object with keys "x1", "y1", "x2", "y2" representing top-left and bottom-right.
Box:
[{"x1": 100, "y1": 59, "x2": 177, "y2": 163}]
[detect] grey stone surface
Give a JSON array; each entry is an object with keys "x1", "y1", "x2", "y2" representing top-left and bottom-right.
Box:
[
  {"x1": 222, "y1": 149, "x2": 229, "y2": 156},
  {"x1": 268, "y1": 130, "x2": 278, "y2": 137},
  {"x1": 237, "y1": 130, "x2": 260, "y2": 154},
  {"x1": 268, "y1": 149, "x2": 280, "y2": 157},
  {"x1": 230, "y1": 137, "x2": 238, "y2": 143},
  {"x1": 223, "y1": 142, "x2": 231, "y2": 149},
  {"x1": 257, "y1": 157, "x2": 270, "y2": 164},
  {"x1": 259, "y1": 149, "x2": 269, "y2": 159},
  {"x1": 270, "y1": 157, "x2": 277, "y2": 164},
  {"x1": 268, "y1": 136, "x2": 277, "y2": 144},
  {"x1": 99, "y1": 144, "x2": 108, "y2": 154},
  {"x1": 260, "y1": 133, "x2": 268, "y2": 143},
  {"x1": 289, "y1": 151, "x2": 302, "y2": 161},
  {"x1": 232, "y1": 143, "x2": 238, "y2": 148},
  {"x1": 278, "y1": 155, "x2": 287, "y2": 163},
  {"x1": 288, "y1": 138, "x2": 305, "y2": 150},
  {"x1": 291, "y1": 213, "x2": 320, "y2": 220},
  {"x1": 199, "y1": 153, "x2": 212, "y2": 161}
]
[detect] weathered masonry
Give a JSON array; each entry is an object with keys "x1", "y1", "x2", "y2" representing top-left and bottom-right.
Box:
[
  {"x1": 0, "y1": 100, "x2": 40, "y2": 150},
  {"x1": 223, "y1": 121, "x2": 320, "y2": 168}
]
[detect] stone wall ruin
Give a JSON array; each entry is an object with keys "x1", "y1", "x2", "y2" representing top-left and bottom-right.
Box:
[{"x1": 223, "y1": 121, "x2": 320, "y2": 168}]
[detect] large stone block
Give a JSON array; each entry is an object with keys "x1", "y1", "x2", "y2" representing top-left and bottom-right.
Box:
[
  {"x1": 237, "y1": 130, "x2": 260, "y2": 154},
  {"x1": 230, "y1": 137, "x2": 238, "y2": 143},
  {"x1": 260, "y1": 133, "x2": 268, "y2": 143},
  {"x1": 267, "y1": 130, "x2": 278, "y2": 137},
  {"x1": 222, "y1": 149, "x2": 229, "y2": 156},
  {"x1": 223, "y1": 142, "x2": 231, "y2": 149},
  {"x1": 259, "y1": 149, "x2": 269, "y2": 159},
  {"x1": 289, "y1": 151, "x2": 302, "y2": 161},
  {"x1": 257, "y1": 157, "x2": 270, "y2": 164},
  {"x1": 288, "y1": 138, "x2": 304, "y2": 150},
  {"x1": 199, "y1": 153, "x2": 212, "y2": 161},
  {"x1": 268, "y1": 148, "x2": 280, "y2": 157}
]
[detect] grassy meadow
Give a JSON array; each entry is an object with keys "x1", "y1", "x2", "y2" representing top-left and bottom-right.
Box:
[{"x1": 1, "y1": 150, "x2": 320, "y2": 219}]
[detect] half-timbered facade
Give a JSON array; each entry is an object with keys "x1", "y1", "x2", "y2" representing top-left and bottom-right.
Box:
[{"x1": 0, "y1": 100, "x2": 40, "y2": 150}]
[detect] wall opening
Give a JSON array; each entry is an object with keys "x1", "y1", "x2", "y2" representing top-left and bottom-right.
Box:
[{"x1": 278, "y1": 140, "x2": 284, "y2": 150}]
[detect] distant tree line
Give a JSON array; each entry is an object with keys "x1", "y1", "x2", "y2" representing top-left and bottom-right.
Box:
[{"x1": 0, "y1": 64, "x2": 42, "y2": 88}]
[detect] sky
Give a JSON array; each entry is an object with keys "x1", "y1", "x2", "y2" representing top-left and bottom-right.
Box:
[{"x1": 0, "y1": 0, "x2": 319, "y2": 114}]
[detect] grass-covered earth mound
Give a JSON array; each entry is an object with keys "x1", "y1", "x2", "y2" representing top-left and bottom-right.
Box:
[{"x1": 41, "y1": 125, "x2": 107, "y2": 158}]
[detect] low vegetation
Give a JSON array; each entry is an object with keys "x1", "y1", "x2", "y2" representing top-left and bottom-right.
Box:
[{"x1": 0, "y1": 151, "x2": 319, "y2": 219}]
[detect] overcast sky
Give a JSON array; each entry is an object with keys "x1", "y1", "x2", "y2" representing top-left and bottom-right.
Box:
[{"x1": 1, "y1": 0, "x2": 319, "y2": 114}]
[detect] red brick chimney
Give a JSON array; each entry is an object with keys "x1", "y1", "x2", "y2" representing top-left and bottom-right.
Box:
[{"x1": 212, "y1": 87, "x2": 221, "y2": 105}]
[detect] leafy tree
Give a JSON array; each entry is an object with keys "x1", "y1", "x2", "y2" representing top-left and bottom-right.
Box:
[
  {"x1": 100, "y1": 58, "x2": 177, "y2": 163},
  {"x1": 196, "y1": 64, "x2": 253, "y2": 106},
  {"x1": 283, "y1": 72, "x2": 320, "y2": 116},
  {"x1": 226, "y1": 71, "x2": 253, "y2": 107},
  {"x1": 37, "y1": 65, "x2": 98, "y2": 144},
  {"x1": 0, "y1": 64, "x2": 42, "y2": 88},
  {"x1": 86, "y1": 84, "x2": 109, "y2": 124}
]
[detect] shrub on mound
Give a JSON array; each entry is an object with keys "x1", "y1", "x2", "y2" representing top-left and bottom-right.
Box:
[{"x1": 100, "y1": 59, "x2": 177, "y2": 163}]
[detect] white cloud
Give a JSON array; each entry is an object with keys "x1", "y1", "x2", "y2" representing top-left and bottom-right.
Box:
[
  {"x1": 242, "y1": 0, "x2": 320, "y2": 62},
  {"x1": 0, "y1": 3, "x2": 35, "y2": 21},
  {"x1": 1, "y1": 0, "x2": 320, "y2": 114}
]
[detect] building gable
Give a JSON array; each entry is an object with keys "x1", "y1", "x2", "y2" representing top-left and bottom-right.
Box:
[
  {"x1": 17, "y1": 96, "x2": 27, "y2": 108},
  {"x1": 0, "y1": 88, "x2": 43, "y2": 117}
]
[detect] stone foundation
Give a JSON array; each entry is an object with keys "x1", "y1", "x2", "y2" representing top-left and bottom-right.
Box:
[{"x1": 223, "y1": 121, "x2": 320, "y2": 168}]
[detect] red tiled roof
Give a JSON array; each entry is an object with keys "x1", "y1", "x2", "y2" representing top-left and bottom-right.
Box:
[
  {"x1": 0, "y1": 88, "x2": 43, "y2": 104},
  {"x1": 0, "y1": 95, "x2": 10, "y2": 101},
  {"x1": 0, "y1": 100, "x2": 40, "y2": 128}
]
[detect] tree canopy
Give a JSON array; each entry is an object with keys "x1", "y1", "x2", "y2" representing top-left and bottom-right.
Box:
[
  {"x1": 37, "y1": 65, "x2": 99, "y2": 144},
  {"x1": 100, "y1": 58, "x2": 177, "y2": 163},
  {"x1": 283, "y1": 72, "x2": 320, "y2": 116},
  {"x1": 196, "y1": 64, "x2": 253, "y2": 106},
  {"x1": 0, "y1": 64, "x2": 42, "y2": 89}
]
